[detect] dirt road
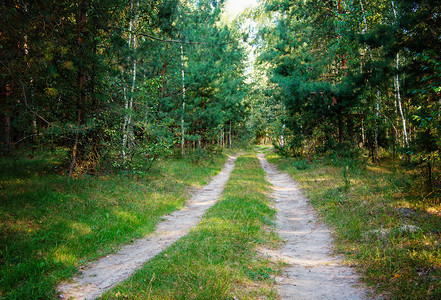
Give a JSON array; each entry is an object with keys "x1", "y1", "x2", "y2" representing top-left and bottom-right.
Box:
[
  {"x1": 258, "y1": 154, "x2": 369, "y2": 299},
  {"x1": 58, "y1": 153, "x2": 370, "y2": 299}
]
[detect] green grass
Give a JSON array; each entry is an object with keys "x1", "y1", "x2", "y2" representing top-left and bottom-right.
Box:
[
  {"x1": 265, "y1": 149, "x2": 441, "y2": 299},
  {"x1": 100, "y1": 154, "x2": 282, "y2": 300},
  {"x1": 0, "y1": 149, "x2": 226, "y2": 299}
]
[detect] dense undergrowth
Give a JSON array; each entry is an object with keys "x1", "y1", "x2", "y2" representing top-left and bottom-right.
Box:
[
  {"x1": 0, "y1": 148, "x2": 226, "y2": 299},
  {"x1": 100, "y1": 154, "x2": 281, "y2": 300},
  {"x1": 265, "y1": 147, "x2": 441, "y2": 299}
]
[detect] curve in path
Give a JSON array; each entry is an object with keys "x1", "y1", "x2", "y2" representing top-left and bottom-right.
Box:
[
  {"x1": 58, "y1": 154, "x2": 240, "y2": 300},
  {"x1": 258, "y1": 154, "x2": 368, "y2": 300}
]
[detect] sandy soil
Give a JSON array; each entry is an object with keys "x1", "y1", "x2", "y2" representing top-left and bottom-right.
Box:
[
  {"x1": 57, "y1": 154, "x2": 240, "y2": 300},
  {"x1": 258, "y1": 154, "x2": 370, "y2": 300}
]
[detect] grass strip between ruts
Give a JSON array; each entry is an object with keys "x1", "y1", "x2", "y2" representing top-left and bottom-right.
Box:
[{"x1": 100, "y1": 154, "x2": 282, "y2": 300}]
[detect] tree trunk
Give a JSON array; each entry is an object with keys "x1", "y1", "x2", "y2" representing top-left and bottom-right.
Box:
[
  {"x1": 180, "y1": 42, "x2": 186, "y2": 156},
  {"x1": 121, "y1": 19, "x2": 132, "y2": 158},
  {"x1": 30, "y1": 78, "x2": 37, "y2": 145},
  {"x1": 127, "y1": 41, "x2": 137, "y2": 149},
  {"x1": 178, "y1": 0, "x2": 186, "y2": 157},
  {"x1": 427, "y1": 155, "x2": 433, "y2": 191},
  {"x1": 122, "y1": 0, "x2": 139, "y2": 159},
  {"x1": 360, "y1": 0, "x2": 380, "y2": 162},
  {"x1": 395, "y1": 54, "x2": 409, "y2": 146},
  {"x1": 374, "y1": 90, "x2": 380, "y2": 162},
  {"x1": 347, "y1": 114, "x2": 354, "y2": 143},
  {"x1": 229, "y1": 121, "x2": 232, "y2": 148},
  {"x1": 392, "y1": 1, "x2": 410, "y2": 162},
  {"x1": 122, "y1": 84, "x2": 128, "y2": 159},
  {"x1": 68, "y1": 0, "x2": 87, "y2": 180},
  {"x1": 281, "y1": 104, "x2": 286, "y2": 147},
  {"x1": 338, "y1": 112, "x2": 343, "y2": 143},
  {"x1": 265, "y1": 127, "x2": 268, "y2": 145},
  {"x1": 2, "y1": 114, "x2": 11, "y2": 156},
  {"x1": 24, "y1": 29, "x2": 38, "y2": 146},
  {"x1": 361, "y1": 118, "x2": 365, "y2": 146}
]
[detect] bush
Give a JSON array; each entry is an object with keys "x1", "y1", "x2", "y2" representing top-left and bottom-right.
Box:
[{"x1": 294, "y1": 159, "x2": 311, "y2": 170}]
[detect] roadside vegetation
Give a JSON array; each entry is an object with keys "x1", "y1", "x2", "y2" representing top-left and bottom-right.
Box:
[
  {"x1": 265, "y1": 147, "x2": 441, "y2": 299},
  {"x1": 0, "y1": 149, "x2": 226, "y2": 299},
  {"x1": 101, "y1": 154, "x2": 282, "y2": 300}
]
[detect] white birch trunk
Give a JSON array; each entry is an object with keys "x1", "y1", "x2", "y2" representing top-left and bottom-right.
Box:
[
  {"x1": 127, "y1": 46, "x2": 137, "y2": 149},
  {"x1": 24, "y1": 32, "x2": 38, "y2": 143},
  {"x1": 122, "y1": 84, "x2": 128, "y2": 158},
  {"x1": 394, "y1": 53, "x2": 408, "y2": 147},
  {"x1": 392, "y1": 1, "x2": 409, "y2": 150},
  {"x1": 265, "y1": 127, "x2": 268, "y2": 145},
  {"x1": 178, "y1": 0, "x2": 186, "y2": 156},
  {"x1": 229, "y1": 122, "x2": 232, "y2": 148},
  {"x1": 361, "y1": 118, "x2": 365, "y2": 145},
  {"x1": 281, "y1": 104, "x2": 286, "y2": 148},
  {"x1": 375, "y1": 90, "x2": 380, "y2": 159},
  {"x1": 180, "y1": 42, "x2": 186, "y2": 156},
  {"x1": 122, "y1": 0, "x2": 139, "y2": 157},
  {"x1": 122, "y1": 3, "x2": 133, "y2": 158}
]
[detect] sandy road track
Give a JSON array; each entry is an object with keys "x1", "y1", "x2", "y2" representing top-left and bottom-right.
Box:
[{"x1": 258, "y1": 154, "x2": 369, "y2": 300}]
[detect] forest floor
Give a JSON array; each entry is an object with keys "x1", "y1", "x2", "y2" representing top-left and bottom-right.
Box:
[{"x1": 58, "y1": 152, "x2": 369, "y2": 299}]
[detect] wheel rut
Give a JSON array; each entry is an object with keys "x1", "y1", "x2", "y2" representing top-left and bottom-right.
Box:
[
  {"x1": 58, "y1": 154, "x2": 240, "y2": 300},
  {"x1": 257, "y1": 154, "x2": 369, "y2": 300}
]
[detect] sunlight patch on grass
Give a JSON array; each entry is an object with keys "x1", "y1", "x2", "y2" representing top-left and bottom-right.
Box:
[
  {"x1": 114, "y1": 210, "x2": 139, "y2": 224},
  {"x1": 53, "y1": 247, "x2": 77, "y2": 265},
  {"x1": 366, "y1": 165, "x2": 393, "y2": 174},
  {"x1": 426, "y1": 207, "x2": 441, "y2": 217},
  {"x1": 69, "y1": 222, "x2": 91, "y2": 235}
]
